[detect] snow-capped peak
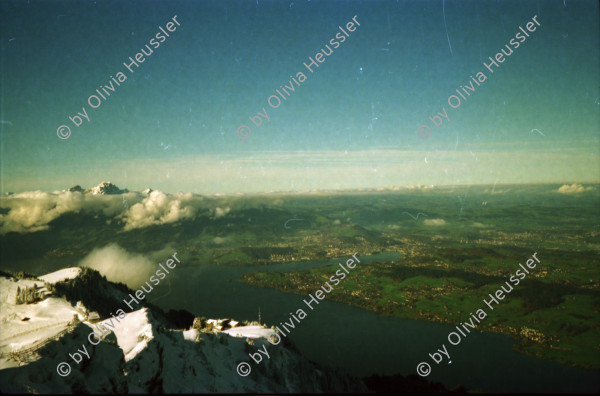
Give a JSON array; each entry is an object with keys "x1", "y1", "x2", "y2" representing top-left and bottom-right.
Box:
[{"x1": 85, "y1": 182, "x2": 128, "y2": 195}]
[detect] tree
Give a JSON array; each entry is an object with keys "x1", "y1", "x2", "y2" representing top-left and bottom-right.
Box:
[{"x1": 15, "y1": 285, "x2": 43, "y2": 305}]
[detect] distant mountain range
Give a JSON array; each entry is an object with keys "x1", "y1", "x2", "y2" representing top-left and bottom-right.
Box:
[
  {"x1": 67, "y1": 181, "x2": 128, "y2": 195},
  {"x1": 65, "y1": 181, "x2": 152, "y2": 196},
  {"x1": 65, "y1": 181, "x2": 435, "y2": 196}
]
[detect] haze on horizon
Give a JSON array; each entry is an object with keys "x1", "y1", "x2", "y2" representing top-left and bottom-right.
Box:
[{"x1": 1, "y1": 0, "x2": 598, "y2": 194}]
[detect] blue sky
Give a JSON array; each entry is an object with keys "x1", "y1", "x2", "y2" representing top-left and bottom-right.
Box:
[{"x1": 1, "y1": 0, "x2": 598, "y2": 193}]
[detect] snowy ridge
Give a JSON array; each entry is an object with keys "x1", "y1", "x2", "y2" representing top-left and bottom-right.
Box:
[
  {"x1": 39, "y1": 268, "x2": 81, "y2": 284},
  {"x1": 0, "y1": 268, "x2": 366, "y2": 393}
]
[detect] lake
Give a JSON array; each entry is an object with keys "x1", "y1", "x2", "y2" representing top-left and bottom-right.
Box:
[{"x1": 148, "y1": 253, "x2": 600, "y2": 393}]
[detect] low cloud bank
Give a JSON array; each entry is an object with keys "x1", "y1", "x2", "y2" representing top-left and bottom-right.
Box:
[
  {"x1": 557, "y1": 183, "x2": 592, "y2": 194},
  {"x1": 0, "y1": 190, "x2": 128, "y2": 234},
  {"x1": 0, "y1": 188, "x2": 236, "y2": 234},
  {"x1": 79, "y1": 244, "x2": 155, "y2": 289}
]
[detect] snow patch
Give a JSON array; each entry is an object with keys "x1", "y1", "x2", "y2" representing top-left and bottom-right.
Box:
[
  {"x1": 108, "y1": 308, "x2": 154, "y2": 361},
  {"x1": 0, "y1": 278, "x2": 76, "y2": 361},
  {"x1": 39, "y1": 267, "x2": 81, "y2": 284},
  {"x1": 222, "y1": 325, "x2": 276, "y2": 339}
]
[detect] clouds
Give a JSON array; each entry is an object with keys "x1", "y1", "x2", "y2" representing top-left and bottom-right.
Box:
[
  {"x1": 557, "y1": 183, "x2": 592, "y2": 194},
  {"x1": 0, "y1": 187, "x2": 239, "y2": 234},
  {"x1": 122, "y1": 191, "x2": 198, "y2": 231},
  {"x1": 424, "y1": 219, "x2": 446, "y2": 226},
  {"x1": 79, "y1": 244, "x2": 155, "y2": 288},
  {"x1": 0, "y1": 191, "x2": 74, "y2": 233},
  {"x1": 214, "y1": 207, "x2": 231, "y2": 218},
  {"x1": 0, "y1": 190, "x2": 127, "y2": 234},
  {"x1": 120, "y1": 191, "x2": 234, "y2": 230},
  {"x1": 212, "y1": 236, "x2": 229, "y2": 245}
]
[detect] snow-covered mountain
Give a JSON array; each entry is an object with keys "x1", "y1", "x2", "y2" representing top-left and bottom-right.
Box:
[
  {"x1": 83, "y1": 182, "x2": 128, "y2": 195},
  {"x1": 0, "y1": 268, "x2": 366, "y2": 393}
]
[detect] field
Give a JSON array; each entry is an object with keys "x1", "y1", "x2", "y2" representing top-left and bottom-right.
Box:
[{"x1": 238, "y1": 184, "x2": 600, "y2": 369}]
